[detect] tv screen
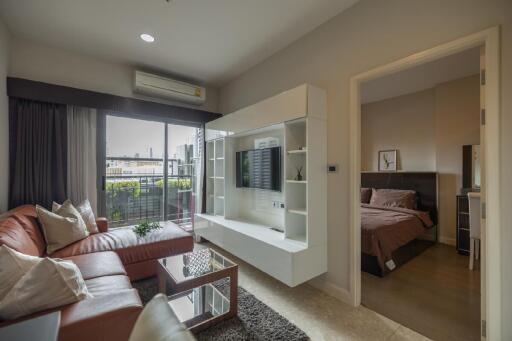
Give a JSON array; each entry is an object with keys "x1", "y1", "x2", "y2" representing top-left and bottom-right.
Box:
[{"x1": 236, "y1": 147, "x2": 281, "y2": 191}]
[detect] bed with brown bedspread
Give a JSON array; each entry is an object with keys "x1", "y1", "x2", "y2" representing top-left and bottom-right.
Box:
[
  {"x1": 361, "y1": 172, "x2": 438, "y2": 277},
  {"x1": 361, "y1": 204, "x2": 434, "y2": 272}
]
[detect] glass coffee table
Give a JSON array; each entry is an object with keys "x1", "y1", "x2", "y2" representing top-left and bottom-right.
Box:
[{"x1": 157, "y1": 248, "x2": 238, "y2": 332}]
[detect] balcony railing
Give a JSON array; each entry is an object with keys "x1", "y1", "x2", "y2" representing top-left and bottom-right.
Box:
[{"x1": 105, "y1": 174, "x2": 195, "y2": 230}]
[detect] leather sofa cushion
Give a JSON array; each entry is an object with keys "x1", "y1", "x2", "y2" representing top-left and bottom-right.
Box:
[
  {"x1": 0, "y1": 217, "x2": 42, "y2": 257},
  {"x1": 96, "y1": 217, "x2": 108, "y2": 233},
  {"x1": 52, "y1": 223, "x2": 193, "y2": 265},
  {"x1": 64, "y1": 252, "x2": 126, "y2": 280},
  {"x1": 0, "y1": 205, "x2": 46, "y2": 256},
  {"x1": 59, "y1": 289, "x2": 142, "y2": 341},
  {"x1": 84, "y1": 275, "x2": 132, "y2": 296},
  {"x1": 9, "y1": 213, "x2": 46, "y2": 256},
  {"x1": 124, "y1": 260, "x2": 162, "y2": 281}
]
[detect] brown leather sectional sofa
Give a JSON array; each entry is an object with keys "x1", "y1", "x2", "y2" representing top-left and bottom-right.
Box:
[{"x1": 0, "y1": 205, "x2": 194, "y2": 341}]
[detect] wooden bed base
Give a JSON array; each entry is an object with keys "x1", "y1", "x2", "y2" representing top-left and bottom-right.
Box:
[{"x1": 362, "y1": 239, "x2": 435, "y2": 277}]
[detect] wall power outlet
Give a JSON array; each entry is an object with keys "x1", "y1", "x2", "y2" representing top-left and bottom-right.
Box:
[{"x1": 272, "y1": 201, "x2": 285, "y2": 209}]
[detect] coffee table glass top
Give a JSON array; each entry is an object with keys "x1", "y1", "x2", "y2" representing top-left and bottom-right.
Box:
[
  {"x1": 168, "y1": 282, "x2": 230, "y2": 327},
  {"x1": 159, "y1": 248, "x2": 236, "y2": 284}
]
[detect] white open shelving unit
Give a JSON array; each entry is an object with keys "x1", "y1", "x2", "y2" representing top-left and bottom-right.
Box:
[
  {"x1": 206, "y1": 138, "x2": 226, "y2": 216},
  {"x1": 196, "y1": 84, "x2": 327, "y2": 287}
]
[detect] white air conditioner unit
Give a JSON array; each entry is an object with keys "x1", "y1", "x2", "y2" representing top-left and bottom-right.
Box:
[{"x1": 134, "y1": 71, "x2": 206, "y2": 105}]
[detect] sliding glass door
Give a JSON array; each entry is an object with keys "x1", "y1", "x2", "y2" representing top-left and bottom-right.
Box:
[
  {"x1": 105, "y1": 116, "x2": 165, "y2": 227},
  {"x1": 104, "y1": 115, "x2": 202, "y2": 230},
  {"x1": 166, "y1": 124, "x2": 200, "y2": 231}
]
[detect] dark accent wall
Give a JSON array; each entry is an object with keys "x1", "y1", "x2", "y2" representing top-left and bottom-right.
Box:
[
  {"x1": 7, "y1": 77, "x2": 222, "y2": 125},
  {"x1": 361, "y1": 172, "x2": 438, "y2": 225}
]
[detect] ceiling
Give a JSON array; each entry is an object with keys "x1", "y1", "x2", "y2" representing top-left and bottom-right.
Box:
[
  {"x1": 0, "y1": 0, "x2": 358, "y2": 86},
  {"x1": 362, "y1": 47, "x2": 481, "y2": 104}
]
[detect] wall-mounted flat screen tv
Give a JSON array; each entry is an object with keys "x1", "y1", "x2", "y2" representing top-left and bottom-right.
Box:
[{"x1": 236, "y1": 146, "x2": 281, "y2": 191}]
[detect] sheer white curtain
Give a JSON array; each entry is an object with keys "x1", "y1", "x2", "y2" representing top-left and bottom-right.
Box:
[{"x1": 66, "y1": 106, "x2": 98, "y2": 214}]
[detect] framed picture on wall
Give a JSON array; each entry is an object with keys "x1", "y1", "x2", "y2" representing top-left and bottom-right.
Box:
[{"x1": 378, "y1": 150, "x2": 397, "y2": 171}]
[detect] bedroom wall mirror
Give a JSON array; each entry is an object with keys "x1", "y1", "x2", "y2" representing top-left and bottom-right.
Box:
[{"x1": 462, "y1": 144, "x2": 481, "y2": 190}]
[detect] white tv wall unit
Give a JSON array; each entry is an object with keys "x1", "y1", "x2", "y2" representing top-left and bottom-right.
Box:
[{"x1": 195, "y1": 84, "x2": 327, "y2": 287}]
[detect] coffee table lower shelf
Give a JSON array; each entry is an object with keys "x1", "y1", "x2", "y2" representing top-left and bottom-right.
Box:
[{"x1": 156, "y1": 250, "x2": 238, "y2": 333}]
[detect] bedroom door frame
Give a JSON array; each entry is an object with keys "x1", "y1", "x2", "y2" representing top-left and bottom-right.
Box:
[{"x1": 349, "y1": 27, "x2": 501, "y2": 339}]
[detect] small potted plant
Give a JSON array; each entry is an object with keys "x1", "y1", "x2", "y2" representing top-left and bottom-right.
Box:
[
  {"x1": 295, "y1": 166, "x2": 303, "y2": 181},
  {"x1": 133, "y1": 220, "x2": 162, "y2": 238}
]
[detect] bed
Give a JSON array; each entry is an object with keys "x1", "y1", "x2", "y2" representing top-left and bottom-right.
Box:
[{"x1": 361, "y1": 172, "x2": 438, "y2": 277}]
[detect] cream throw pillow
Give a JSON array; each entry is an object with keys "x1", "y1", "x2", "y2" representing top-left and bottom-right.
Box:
[
  {"x1": 0, "y1": 258, "x2": 92, "y2": 320},
  {"x1": 37, "y1": 203, "x2": 89, "y2": 254},
  {"x1": 53, "y1": 199, "x2": 99, "y2": 234},
  {"x1": 129, "y1": 294, "x2": 195, "y2": 341},
  {"x1": 0, "y1": 246, "x2": 41, "y2": 300}
]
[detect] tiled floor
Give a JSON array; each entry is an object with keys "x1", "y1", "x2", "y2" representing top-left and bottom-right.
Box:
[{"x1": 196, "y1": 242, "x2": 430, "y2": 341}]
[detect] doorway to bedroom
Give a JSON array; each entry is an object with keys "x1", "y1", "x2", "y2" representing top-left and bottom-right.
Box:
[{"x1": 357, "y1": 46, "x2": 485, "y2": 341}]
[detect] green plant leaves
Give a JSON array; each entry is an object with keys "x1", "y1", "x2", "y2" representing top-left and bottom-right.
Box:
[{"x1": 133, "y1": 221, "x2": 163, "y2": 237}]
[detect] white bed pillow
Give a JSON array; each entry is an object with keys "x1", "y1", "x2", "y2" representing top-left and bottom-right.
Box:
[
  {"x1": 53, "y1": 199, "x2": 99, "y2": 234},
  {"x1": 0, "y1": 258, "x2": 92, "y2": 320},
  {"x1": 37, "y1": 203, "x2": 89, "y2": 254},
  {"x1": 0, "y1": 246, "x2": 41, "y2": 300}
]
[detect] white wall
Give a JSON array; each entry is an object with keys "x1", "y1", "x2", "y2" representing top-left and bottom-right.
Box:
[
  {"x1": 8, "y1": 39, "x2": 219, "y2": 113},
  {"x1": 362, "y1": 75, "x2": 480, "y2": 245},
  {"x1": 0, "y1": 20, "x2": 10, "y2": 213},
  {"x1": 361, "y1": 88, "x2": 436, "y2": 172},
  {"x1": 218, "y1": 0, "x2": 512, "y2": 337}
]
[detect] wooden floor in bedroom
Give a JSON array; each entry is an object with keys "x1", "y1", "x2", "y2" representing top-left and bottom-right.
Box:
[{"x1": 362, "y1": 243, "x2": 481, "y2": 341}]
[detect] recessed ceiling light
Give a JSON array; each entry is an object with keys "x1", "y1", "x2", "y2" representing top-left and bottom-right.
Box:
[{"x1": 140, "y1": 34, "x2": 155, "y2": 43}]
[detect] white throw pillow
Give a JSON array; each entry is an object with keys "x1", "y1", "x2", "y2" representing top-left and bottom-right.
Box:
[
  {"x1": 53, "y1": 199, "x2": 99, "y2": 234},
  {"x1": 0, "y1": 258, "x2": 92, "y2": 320},
  {"x1": 129, "y1": 294, "x2": 195, "y2": 341},
  {"x1": 37, "y1": 203, "x2": 89, "y2": 254},
  {"x1": 0, "y1": 246, "x2": 41, "y2": 300}
]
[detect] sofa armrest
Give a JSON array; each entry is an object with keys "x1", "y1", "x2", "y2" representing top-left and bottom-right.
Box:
[
  {"x1": 95, "y1": 217, "x2": 108, "y2": 233},
  {"x1": 59, "y1": 289, "x2": 142, "y2": 341}
]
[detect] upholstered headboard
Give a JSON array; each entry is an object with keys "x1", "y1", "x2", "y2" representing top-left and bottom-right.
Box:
[{"x1": 361, "y1": 172, "x2": 438, "y2": 226}]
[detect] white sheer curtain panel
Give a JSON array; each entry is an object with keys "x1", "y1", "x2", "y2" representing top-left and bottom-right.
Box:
[{"x1": 66, "y1": 106, "x2": 98, "y2": 214}]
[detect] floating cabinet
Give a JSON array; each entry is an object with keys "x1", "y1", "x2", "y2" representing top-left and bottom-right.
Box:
[{"x1": 197, "y1": 84, "x2": 327, "y2": 287}]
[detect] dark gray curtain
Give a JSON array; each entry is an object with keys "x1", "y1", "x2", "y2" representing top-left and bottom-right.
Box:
[
  {"x1": 9, "y1": 98, "x2": 67, "y2": 209},
  {"x1": 95, "y1": 110, "x2": 107, "y2": 217}
]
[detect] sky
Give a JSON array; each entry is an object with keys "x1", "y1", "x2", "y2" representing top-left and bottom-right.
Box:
[{"x1": 106, "y1": 116, "x2": 197, "y2": 159}]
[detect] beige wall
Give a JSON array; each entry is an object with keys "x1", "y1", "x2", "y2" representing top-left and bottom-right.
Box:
[
  {"x1": 218, "y1": 0, "x2": 512, "y2": 336},
  {"x1": 0, "y1": 20, "x2": 9, "y2": 213},
  {"x1": 361, "y1": 89, "x2": 436, "y2": 172},
  {"x1": 8, "y1": 39, "x2": 219, "y2": 113},
  {"x1": 361, "y1": 75, "x2": 480, "y2": 245},
  {"x1": 436, "y1": 75, "x2": 481, "y2": 245}
]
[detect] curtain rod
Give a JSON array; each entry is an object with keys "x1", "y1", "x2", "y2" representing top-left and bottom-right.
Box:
[{"x1": 7, "y1": 77, "x2": 221, "y2": 125}]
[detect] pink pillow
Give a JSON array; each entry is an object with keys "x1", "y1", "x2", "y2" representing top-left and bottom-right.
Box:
[{"x1": 370, "y1": 188, "x2": 416, "y2": 209}]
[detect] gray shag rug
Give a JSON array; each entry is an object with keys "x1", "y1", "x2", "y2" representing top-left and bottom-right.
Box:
[{"x1": 132, "y1": 277, "x2": 309, "y2": 341}]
